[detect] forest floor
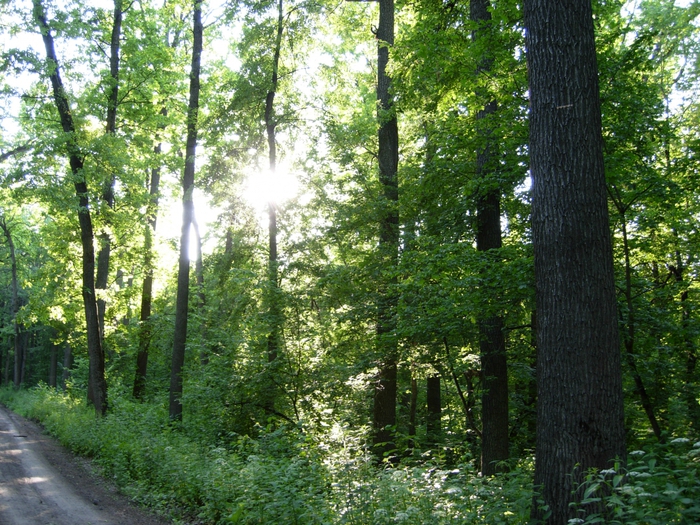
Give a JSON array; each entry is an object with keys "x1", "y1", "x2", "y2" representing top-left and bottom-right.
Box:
[{"x1": 0, "y1": 404, "x2": 174, "y2": 525}]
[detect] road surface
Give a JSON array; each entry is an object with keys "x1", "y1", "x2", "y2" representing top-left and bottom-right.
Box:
[{"x1": 0, "y1": 404, "x2": 171, "y2": 525}]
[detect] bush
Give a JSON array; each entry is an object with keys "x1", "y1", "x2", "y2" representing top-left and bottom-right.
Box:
[{"x1": 569, "y1": 438, "x2": 700, "y2": 524}]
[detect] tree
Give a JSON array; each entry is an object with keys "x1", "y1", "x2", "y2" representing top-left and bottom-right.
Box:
[
  {"x1": 130, "y1": 2, "x2": 187, "y2": 400},
  {"x1": 524, "y1": 0, "x2": 627, "y2": 522},
  {"x1": 133, "y1": 123, "x2": 163, "y2": 400},
  {"x1": 372, "y1": 0, "x2": 400, "y2": 459},
  {"x1": 0, "y1": 215, "x2": 21, "y2": 388},
  {"x1": 471, "y1": 0, "x2": 509, "y2": 476},
  {"x1": 95, "y1": 0, "x2": 123, "y2": 345},
  {"x1": 169, "y1": 0, "x2": 203, "y2": 421},
  {"x1": 32, "y1": 0, "x2": 108, "y2": 416}
]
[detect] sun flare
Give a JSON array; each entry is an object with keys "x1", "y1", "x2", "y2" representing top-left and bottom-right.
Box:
[{"x1": 242, "y1": 163, "x2": 300, "y2": 209}]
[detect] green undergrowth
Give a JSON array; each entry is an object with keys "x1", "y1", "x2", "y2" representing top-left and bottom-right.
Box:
[
  {"x1": 0, "y1": 385, "x2": 532, "y2": 524},
  {"x1": 567, "y1": 439, "x2": 700, "y2": 525},
  {"x1": 2, "y1": 385, "x2": 698, "y2": 524}
]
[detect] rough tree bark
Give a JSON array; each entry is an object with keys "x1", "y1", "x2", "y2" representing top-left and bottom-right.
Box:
[
  {"x1": 372, "y1": 0, "x2": 400, "y2": 460},
  {"x1": 525, "y1": 0, "x2": 627, "y2": 522},
  {"x1": 33, "y1": 0, "x2": 107, "y2": 415},
  {"x1": 169, "y1": 0, "x2": 203, "y2": 421}
]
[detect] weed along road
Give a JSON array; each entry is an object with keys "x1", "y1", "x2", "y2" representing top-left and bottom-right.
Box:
[{"x1": 0, "y1": 405, "x2": 170, "y2": 525}]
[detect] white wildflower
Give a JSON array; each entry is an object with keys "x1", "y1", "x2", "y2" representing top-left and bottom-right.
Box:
[
  {"x1": 630, "y1": 450, "x2": 646, "y2": 456},
  {"x1": 568, "y1": 519, "x2": 585, "y2": 524},
  {"x1": 670, "y1": 437, "x2": 690, "y2": 444},
  {"x1": 693, "y1": 441, "x2": 700, "y2": 449},
  {"x1": 600, "y1": 468, "x2": 617, "y2": 475}
]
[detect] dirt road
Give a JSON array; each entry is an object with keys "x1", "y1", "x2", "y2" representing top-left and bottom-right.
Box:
[{"x1": 0, "y1": 404, "x2": 172, "y2": 525}]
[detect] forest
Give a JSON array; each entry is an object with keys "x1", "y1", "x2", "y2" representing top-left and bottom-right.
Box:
[{"x1": 1, "y1": 0, "x2": 699, "y2": 523}]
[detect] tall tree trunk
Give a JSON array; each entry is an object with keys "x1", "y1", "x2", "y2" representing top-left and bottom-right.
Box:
[
  {"x1": 669, "y1": 251, "x2": 700, "y2": 429},
  {"x1": 372, "y1": 0, "x2": 400, "y2": 460},
  {"x1": 33, "y1": 0, "x2": 107, "y2": 415},
  {"x1": 133, "y1": 112, "x2": 164, "y2": 400},
  {"x1": 426, "y1": 375, "x2": 442, "y2": 444},
  {"x1": 408, "y1": 376, "x2": 418, "y2": 446},
  {"x1": 2, "y1": 335, "x2": 9, "y2": 386},
  {"x1": 133, "y1": 16, "x2": 180, "y2": 397},
  {"x1": 62, "y1": 342, "x2": 73, "y2": 390},
  {"x1": 169, "y1": 0, "x2": 203, "y2": 421},
  {"x1": 93, "y1": 0, "x2": 123, "y2": 408},
  {"x1": 49, "y1": 342, "x2": 58, "y2": 388},
  {"x1": 0, "y1": 218, "x2": 21, "y2": 389},
  {"x1": 265, "y1": 0, "x2": 284, "y2": 369},
  {"x1": 618, "y1": 214, "x2": 663, "y2": 441},
  {"x1": 192, "y1": 214, "x2": 205, "y2": 308},
  {"x1": 192, "y1": 213, "x2": 209, "y2": 365},
  {"x1": 470, "y1": 0, "x2": 509, "y2": 476},
  {"x1": 95, "y1": 0, "x2": 123, "y2": 343},
  {"x1": 525, "y1": 0, "x2": 627, "y2": 522},
  {"x1": 20, "y1": 331, "x2": 29, "y2": 386}
]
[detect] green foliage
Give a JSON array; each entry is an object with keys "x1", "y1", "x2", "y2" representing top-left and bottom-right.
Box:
[
  {"x1": 1, "y1": 0, "x2": 700, "y2": 522},
  {"x1": 569, "y1": 439, "x2": 700, "y2": 524},
  {"x1": 0, "y1": 386, "x2": 535, "y2": 524}
]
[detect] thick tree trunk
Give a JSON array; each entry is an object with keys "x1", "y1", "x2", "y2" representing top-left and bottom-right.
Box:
[
  {"x1": 372, "y1": 0, "x2": 400, "y2": 460},
  {"x1": 525, "y1": 0, "x2": 627, "y2": 522},
  {"x1": 479, "y1": 315, "x2": 508, "y2": 474},
  {"x1": 169, "y1": 0, "x2": 203, "y2": 421},
  {"x1": 33, "y1": 0, "x2": 107, "y2": 415},
  {"x1": 470, "y1": 0, "x2": 509, "y2": 476}
]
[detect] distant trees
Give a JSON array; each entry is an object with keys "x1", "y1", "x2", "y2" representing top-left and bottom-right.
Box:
[{"x1": 0, "y1": 216, "x2": 21, "y2": 388}]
